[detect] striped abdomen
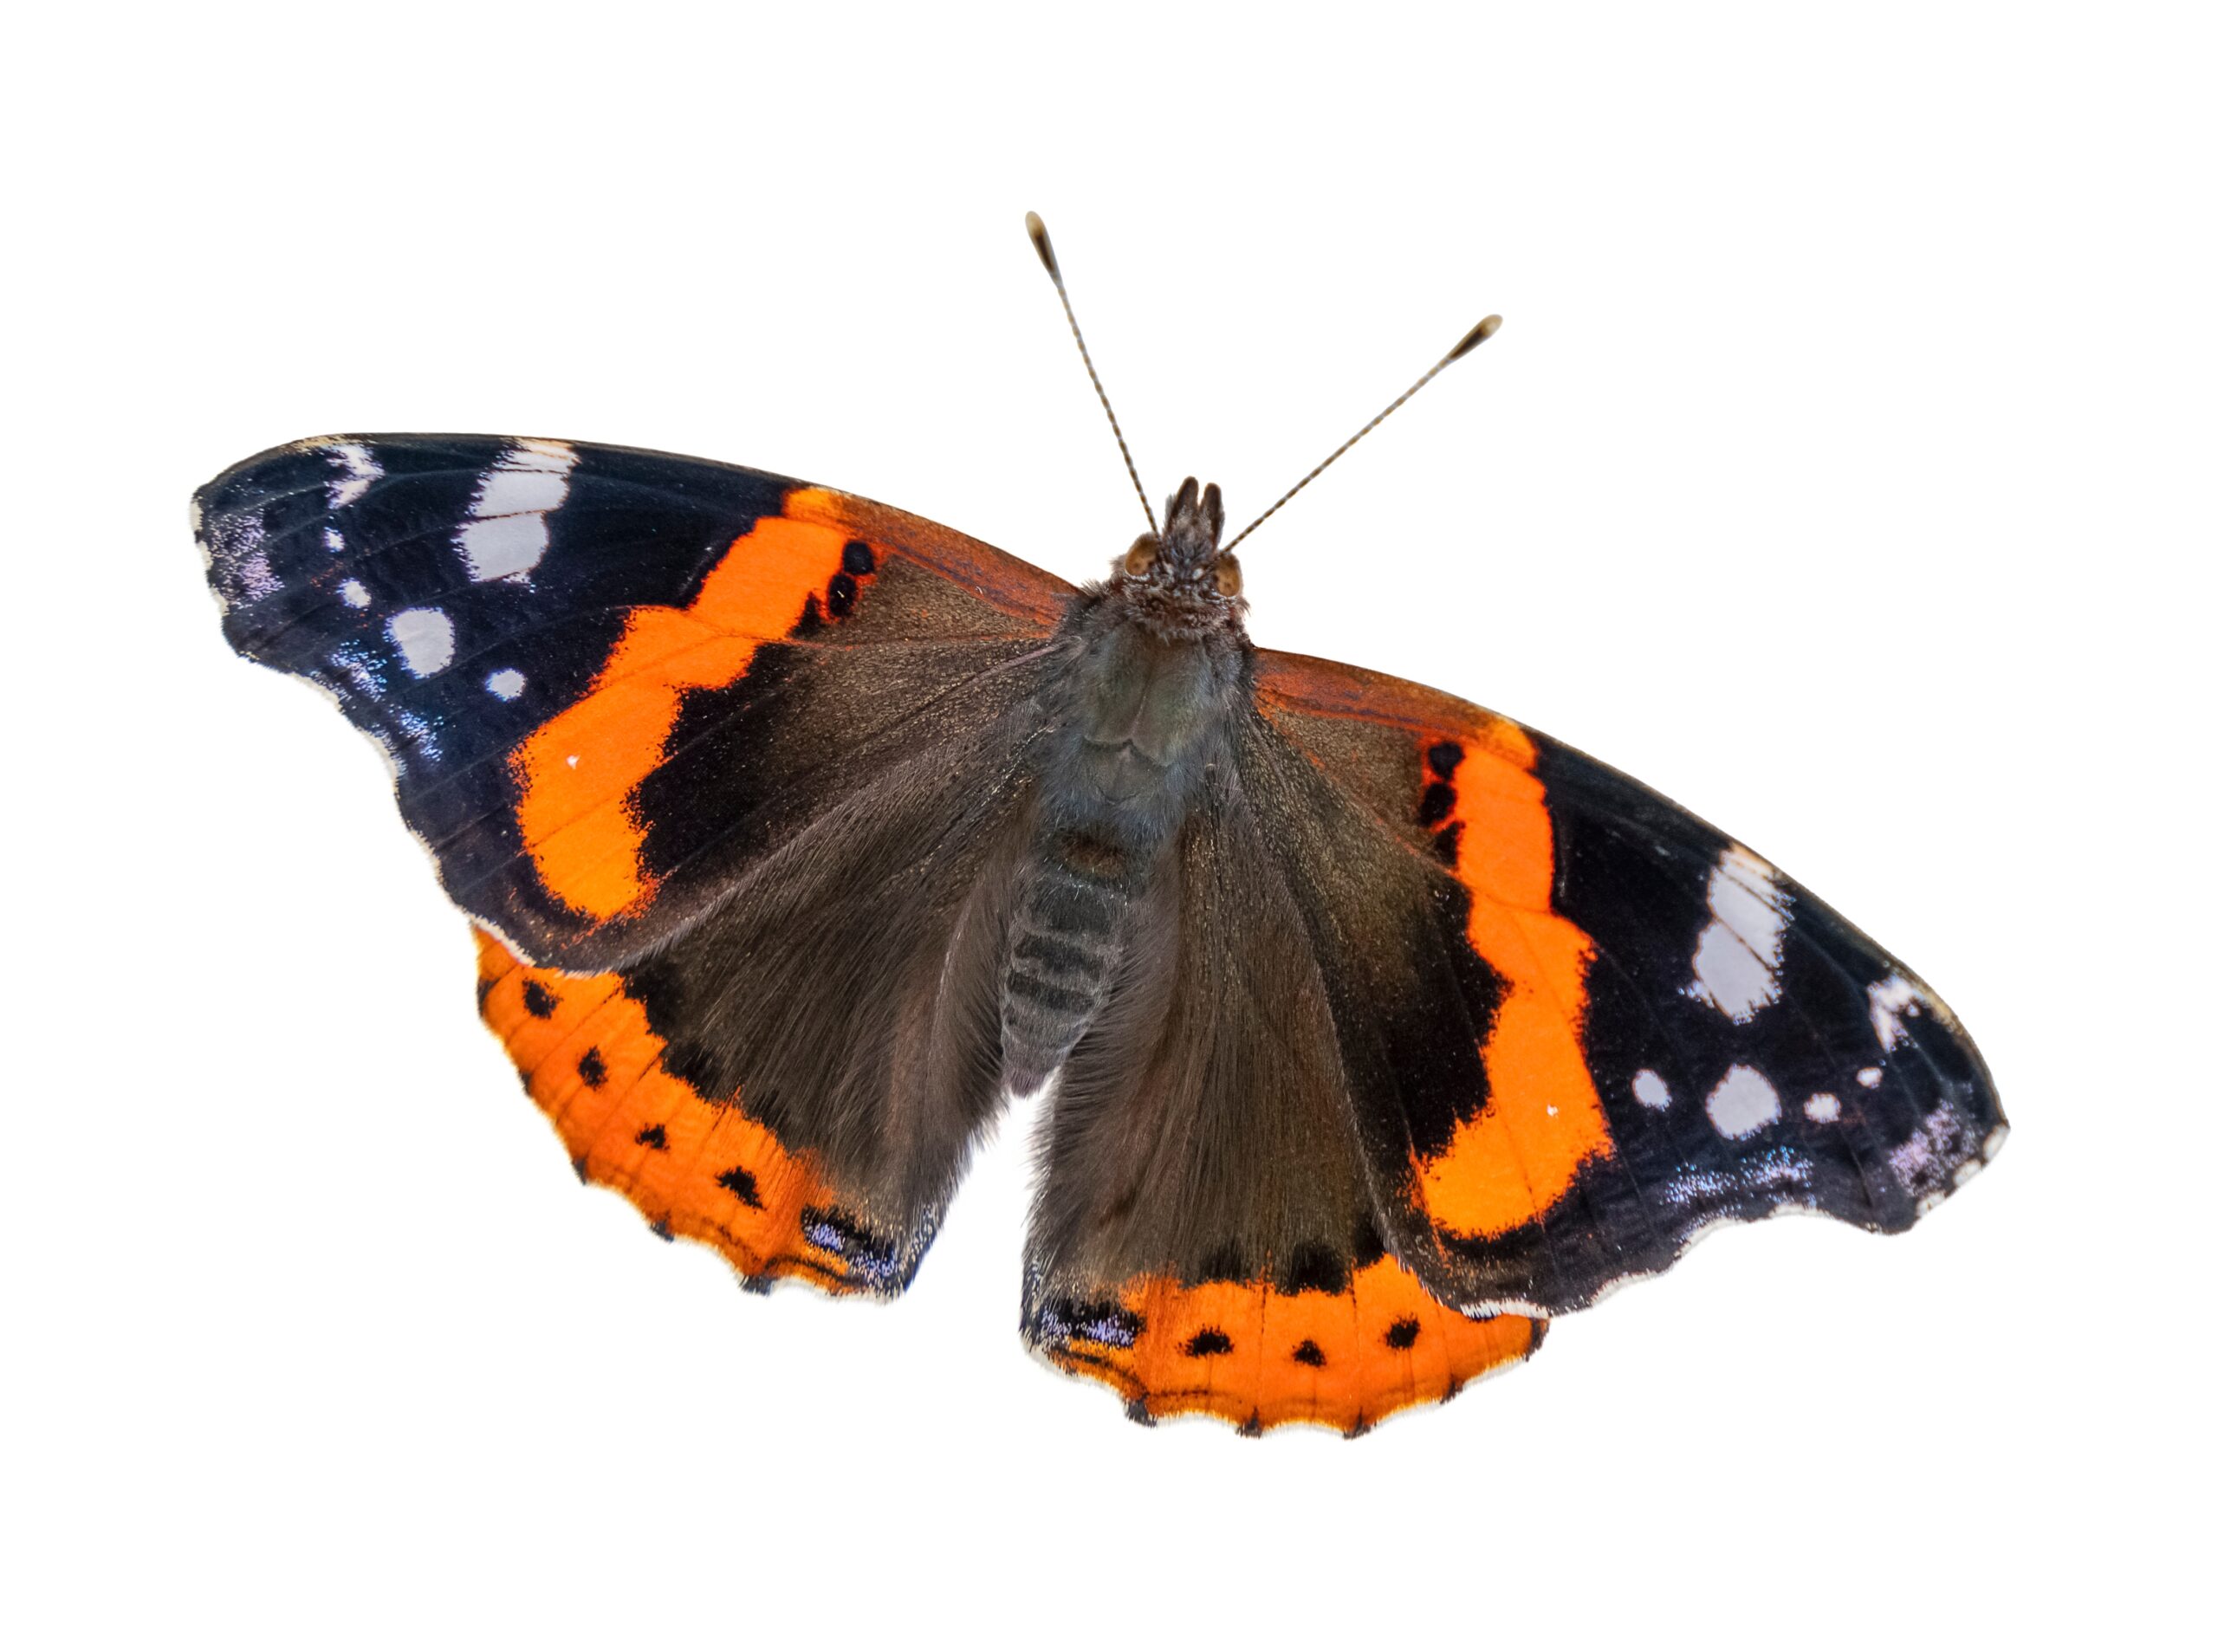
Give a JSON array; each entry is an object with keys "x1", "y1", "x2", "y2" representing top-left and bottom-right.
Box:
[{"x1": 1000, "y1": 830, "x2": 1138, "y2": 1094}]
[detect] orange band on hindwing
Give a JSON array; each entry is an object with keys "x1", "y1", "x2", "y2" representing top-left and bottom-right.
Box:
[
  {"x1": 1411, "y1": 721, "x2": 1614, "y2": 1239},
  {"x1": 472, "y1": 928, "x2": 880, "y2": 1292},
  {"x1": 509, "y1": 490, "x2": 861, "y2": 922},
  {"x1": 1042, "y1": 1260, "x2": 1539, "y2": 1435}
]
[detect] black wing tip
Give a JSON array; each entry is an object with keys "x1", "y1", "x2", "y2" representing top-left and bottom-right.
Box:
[{"x1": 194, "y1": 432, "x2": 392, "y2": 517}]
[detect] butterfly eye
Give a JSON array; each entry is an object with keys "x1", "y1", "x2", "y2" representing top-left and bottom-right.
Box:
[
  {"x1": 1124, "y1": 535, "x2": 1160, "y2": 576},
  {"x1": 1214, "y1": 554, "x2": 1242, "y2": 599}
]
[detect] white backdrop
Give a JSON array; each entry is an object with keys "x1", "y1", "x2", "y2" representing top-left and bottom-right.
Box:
[{"x1": 8, "y1": 3, "x2": 2210, "y2": 1646}]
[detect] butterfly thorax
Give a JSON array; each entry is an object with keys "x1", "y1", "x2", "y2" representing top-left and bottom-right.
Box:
[{"x1": 998, "y1": 487, "x2": 1254, "y2": 1092}]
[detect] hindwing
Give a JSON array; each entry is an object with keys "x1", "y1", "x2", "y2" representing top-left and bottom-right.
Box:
[{"x1": 1022, "y1": 759, "x2": 1543, "y2": 1434}]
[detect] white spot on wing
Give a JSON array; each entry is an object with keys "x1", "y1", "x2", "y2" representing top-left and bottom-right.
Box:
[
  {"x1": 474, "y1": 463, "x2": 570, "y2": 516},
  {"x1": 458, "y1": 514, "x2": 551, "y2": 581},
  {"x1": 1687, "y1": 845, "x2": 1788, "y2": 1023},
  {"x1": 485, "y1": 668, "x2": 526, "y2": 700},
  {"x1": 1804, "y1": 1092, "x2": 1840, "y2": 1123},
  {"x1": 387, "y1": 607, "x2": 456, "y2": 677},
  {"x1": 1631, "y1": 1069, "x2": 1672, "y2": 1111},
  {"x1": 509, "y1": 437, "x2": 576, "y2": 468},
  {"x1": 327, "y1": 442, "x2": 383, "y2": 509},
  {"x1": 1705, "y1": 1065, "x2": 1781, "y2": 1138},
  {"x1": 340, "y1": 579, "x2": 371, "y2": 609},
  {"x1": 457, "y1": 439, "x2": 577, "y2": 581},
  {"x1": 1857, "y1": 1066, "x2": 1883, "y2": 1088},
  {"x1": 1867, "y1": 973, "x2": 1923, "y2": 1050}
]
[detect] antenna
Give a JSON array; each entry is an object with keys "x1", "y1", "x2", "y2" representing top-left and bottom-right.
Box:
[
  {"x1": 1221, "y1": 314, "x2": 1502, "y2": 554},
  {"x1": 1025, "y1": 211, "x2": 1158, "y2": 538}
]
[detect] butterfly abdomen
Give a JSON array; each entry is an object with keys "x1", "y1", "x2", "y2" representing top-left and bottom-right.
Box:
[{"x1": 1001, "y1": 830, "x2": 1141, "y2": 1094}]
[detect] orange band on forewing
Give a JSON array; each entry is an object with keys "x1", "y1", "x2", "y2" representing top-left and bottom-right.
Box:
[
  {"x1": 1046, "y1": 1260, "x2": 1537, "y2": 1433},
  {"x1": 1443, "y1": 722, "x2": 1546, "y2": 908},
  {"x1": 509, "y1": 492, "x2": 856, "y2": 922},
  {"x1": 472, "y1": 929, "x2": 865, "y2": 1291},
  {"x1": 1417, "y1": 732, "x2": 1613, "y2": 1238}
]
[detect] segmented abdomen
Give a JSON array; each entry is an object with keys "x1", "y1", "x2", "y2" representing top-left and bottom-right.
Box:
[{"x1": 1000, "y1": 830, "x2": 1136, "y2": 1093}]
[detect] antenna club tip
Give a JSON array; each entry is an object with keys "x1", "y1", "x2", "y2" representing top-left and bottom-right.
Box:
[
  {"x1": 1024, "y1": 211, "x2": 1060, "y2": 280},
  {"x1": 1449, "y1": 314, "x2": 1504, "y2": 360}
]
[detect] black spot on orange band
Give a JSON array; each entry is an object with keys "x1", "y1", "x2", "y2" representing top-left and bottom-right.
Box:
[{"x1": 717, "y1": 1165, "x2": 763, "y2": 1208}]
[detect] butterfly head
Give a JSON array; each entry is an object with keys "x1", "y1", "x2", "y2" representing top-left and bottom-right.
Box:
[{"x1": 1113, "y1": 476, "x2": 1244, "y2": 638}]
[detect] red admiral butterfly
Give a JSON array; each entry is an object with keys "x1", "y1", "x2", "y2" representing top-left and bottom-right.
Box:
[{"x1": 193, "y1": 215, "x2": 2003, "y2": 1433}]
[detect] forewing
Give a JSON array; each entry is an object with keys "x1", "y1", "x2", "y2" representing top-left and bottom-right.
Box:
[
  {"x1": 1251, "y1": 648, "x2": 2006, "y2": 1315},
  {"x1": 1023, "y1": 764, "x2": 1541, "y2": 1434},
  {"x1": 197, "y1": 434, "x2": 1072, "y2": 970}
]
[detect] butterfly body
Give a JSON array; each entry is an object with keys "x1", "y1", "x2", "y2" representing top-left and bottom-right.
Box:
[
  {"x1": 1007, "y1": 477, "x2": 1249, "y2": 1088},
  {"x1": 197, "y1": 431, "x2": 2003, "y2": 1433}
]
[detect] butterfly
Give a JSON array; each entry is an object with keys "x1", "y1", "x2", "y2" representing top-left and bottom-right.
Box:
[{"x1": 191, "y1": 216, "x2": 2003, "y2": 1435}]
